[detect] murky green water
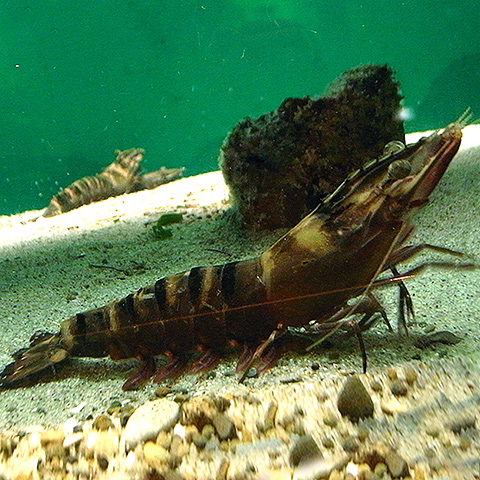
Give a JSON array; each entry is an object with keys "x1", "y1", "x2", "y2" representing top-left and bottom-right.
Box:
[{"x1": 1, "y1": 0, "x2": 479, "y2": 215}]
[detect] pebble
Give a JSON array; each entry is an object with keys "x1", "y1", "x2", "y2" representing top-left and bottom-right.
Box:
[
  {"x1": 341, "y1": 436, "x2": 358, "y2": 453},
  {"x1": 370, "y1": 379, "x2": 383, "y2": 392},
  {"x1": 404, "y1": 366, "x2": 418, "y2": 385},
  {"x1": 93, "y1": 414, "x2": 114, "y2": 431},
  {"x1": 387, "y1": 367, "x2": 398, "y2": 380},
  {"x1": 40, "y1": 430, "x2": 65, "y2": 445},
  {"x1": 213, "y1": 412, "x2": 236, "y2": 440},
  {"x1": 390, "y1": 380, "x2": 408, "y2": 397},
  {"x1": 181, "y1": 395, "x2": 218, "y2": 430},
  {"x1": 122, "y1": 399, "x2": 180, "y2": 450},
  {"x1": 337, "y1": 376, "x2": 374, "y2": 422},
  {"x1": 448, "y1": 415, "x2": 476, "y2": 433},
  {"x1": 322, "y1": 411, "x2": 339, "y2": 428},
  {"x1": 424, "y1": 423, "x2": 441, "y2": 438},
  {"x1": 143, "y1": 441, "x2": 171, "y2": 465},
  {"x1": 380, "y1": 398, "x2": 407, "y2": 415},
  {"x1": 289, "y1": 434, "x2": 322, "y2": 467},
  {"x1": 385, "y1": 450, "x2": 409, "y2": 478},
  {"x1": 86, "y1": 430, "x2": 120, "y2": 457}
]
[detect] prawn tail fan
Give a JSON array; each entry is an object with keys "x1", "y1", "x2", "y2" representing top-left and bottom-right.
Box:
[{"x1": 0, "y1": 332, "x2": 70, "y2": 388}]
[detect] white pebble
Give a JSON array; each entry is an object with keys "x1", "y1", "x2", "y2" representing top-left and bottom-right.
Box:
[
  {"x1": 70, "y1": 401, "x2": 87, "y2": 414},
  {"x1": 122, "y1": 399, "x2": 180, "y2": 450}
]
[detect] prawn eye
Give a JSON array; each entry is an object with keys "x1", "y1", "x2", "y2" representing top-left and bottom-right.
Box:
[
  {"x1": 388, "y1": 159, "x2": 411, "y2": 179},
  {"x1": 383, "y1": 140, "x2": 405, "y2": 156}
]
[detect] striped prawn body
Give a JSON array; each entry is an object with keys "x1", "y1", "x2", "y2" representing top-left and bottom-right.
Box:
[{"x1": 0, "y1": 115, "x2": 471, "y2": 390}]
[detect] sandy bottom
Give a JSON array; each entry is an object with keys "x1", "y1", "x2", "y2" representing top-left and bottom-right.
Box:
[{"x1": 0, "y1": 127, "x2": 479, "y2": 479}]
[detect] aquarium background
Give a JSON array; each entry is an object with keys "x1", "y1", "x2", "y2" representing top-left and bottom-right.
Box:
[{"x1": 0, "y1": 0, "x2": 478, "y2": 215}]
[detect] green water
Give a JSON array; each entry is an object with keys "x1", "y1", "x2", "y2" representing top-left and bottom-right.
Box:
[{"x1": 1, "y1": 0, "x2": 478, "y2": 215}]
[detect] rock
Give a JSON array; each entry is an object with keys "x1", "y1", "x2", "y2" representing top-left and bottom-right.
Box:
[
  {"x1": 385, "y1": 450, "x2": 409, "y2": 478},
  {"x1": 122, "y1": 399, "x2": 180, "y2": 450},
  {"x1": 40, "y1": 430, "x2": 65, "y2": 445},
  {"x1": 86, "y1": 431, "x2": 120, "y2": 457},
  {"x1": 180, "y1": 395, "x2": 218, "y2": 430},
  {"x1": 289, "y1": 435, "x2": 322, "y2": 467},
  {"x1": 212, "y1": 412, "x2": 236, "y2": 440},
  {"x1": 337, "y1": 376, "x2": 374, "y2": 422},
  {"x1": 381, "y1": 398, "x2": 407, "y2": 415},
  {"x1": 143, "y1": 441, "x2": 171, "y2": 465},
  {"x1": 448, "y1": 415, "x2": 476, "y2": 434},
  {"x1": 390, "y1": 380, "x2": 408, "y2": 397},
  {"x1": 92, "y1": 414, "x2": 114, "y2": 431},
  {"x1": 220, "y1": 64, "x2": 405, "y2": 230}
]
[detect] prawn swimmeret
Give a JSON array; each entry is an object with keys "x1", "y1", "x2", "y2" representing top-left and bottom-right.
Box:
[{"x1": 0, "y1": 114, "x2": 475, "y2": 390}]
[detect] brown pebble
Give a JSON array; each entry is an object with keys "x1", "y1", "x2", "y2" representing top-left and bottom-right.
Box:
[
  {"x1": 191, "y1": 432, "x2": 207, "y2": 449},
  {"x1": 390, "y1": 380, "x2": 408, "y2": 397},
  {"x1": 387, "y1": 367, "x2": 398, "y2": 380},
  {"x1": 370, "y1": 379, "x2": 383, "y2": 392},
  {"x1": 156, "y1": 431, "x2": 172, "y2": 449},
  {"x1": 323, "y1": 411, "x2": 339, "y2": 428},
  {"x1": 459, "y1": 435, "x2": 471, "y2": 450},
  {"x1": 357, "y1": 426, "x2": 369, "y2": 442},
  {"x1": 213, "y1": 412, "x2": 236, "y2": 440},
  {"x1": 155, "y1": 386, "x2": 172, "y2": 398},
  {"x1": 93, "y1": 414, "x2": 114, "y2": 431},
  {"x1": 337, "y1": 376, "x2": 374, "y2": 422},
  {"x1": 289, "y1": 434, "x2": 322, "y2": 467},
  {"x1": 425, "y1": 423, "x2": 441, "y2": 438},
  {"x1": 448, "y1": 415, "x2": 476, "y2": 434},
  {"x1": 385, "y1": 450, "x2": 409, "y2": 478},
  {"x1": 341, "y1": 436, "x2": 358, "y2": 453},
  {"x1": 322, "y1": 436, "x2": 335, "y2": 449},
  {"x1": 404, "y1": 366, "x2": 418, "y2": 385},
  {"x1": 97, "y1": 454, "x2": 109, "y2": 470},
  {"x1": 202, "y1": 425, "x2": 215, "y2": 439},
  {"x1": 44, "y1": 441, "x2": 66, "y2": 461}
]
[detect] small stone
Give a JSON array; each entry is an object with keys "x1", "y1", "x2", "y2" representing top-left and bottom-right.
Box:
[
  {"x1": 202, "y1": 425, "x2": 215, "y2": 439},
  {"x1": 155, "y1": 386, "x2": 172, "y2": 398},
  {"x1": 425, "y1": 423, "x2": 441, "y2": 438},
  {"x1": 213, "y1": 412, "x2": 236, "y2": 440},
  {"x1": 404, "y1": 366, "x2": 418, "y2": 385},
  {"x1": 323, "y1": 411, "x2": 339, "y2": 428},
  {"x1": 191, "y1": 432, "x2": 207, "y2": 449},
  {"x1": 374, "y1": 463, "x2": 388, "y2": 476},
  {"x1": 122, "y1": 399, "x2": 180, "y2": 450},
  {"x1": 385, "y1": 450, "x2": 409, "y2": 478},
  {"x1": 310, "y1": 362, "x2": 320, "y2": 371},
  {"x1": 448, "y1": 415, "x2": 476, "y2": 434},
  {"x1": 423, "y1": 324, "x2": 435, "y2": 334},
  {"x1": 156, "y1": 431, "x2": 172, "y2": 449},
  {"x1": 337, "y1": 376, "x2": 374, "y2": 422},
  {"x1": 44, "y1": 441, "x2": 67, "y2": 461},
  {"x1": 143, "y1": 441, "x2": 170, "y2": 465},
  {"x1": 86, "y1": 431, "x2": 119, "y2": 457},
  {"x1": 93, "y1": 414, "x2": 114, "y2": 431},
  {"x1": 387, "y1": 367, "x2": 398, "y2": 380},
  {"x1": 390, "y1": 380, "x2": 408, "y2": 397},
  {"x1": 97, "y1": 454, "x2": 109, "y2": 470},
  {"x1": 63, "y1": 433, "x2": 83, "y2": 449},
  {"x1": 40, "y1": 430, "x2": 65, "y2": 445},
  {"x1": 381, "y1": 398, "x2": 407, "y2": 415},
  {"x1": 341, "y1": 436, "x2": 358, "y2": 453},
  {"x1": 181, "y1": 395, "x2": 217, "y2": 430},
  {"x1": 322, "y1": 436, "x2": 335, "y2": 449},
  {"x1": 356, "y1": 426, "x2": 369, "y2": 442},
  {"x1": 370, "y1": 379, "x2": 383, "y2": 392},
  {"x1": 213, "y1": 396, "x2": 231, "y2": 412},
  {"x1": 289, "y1": 435, "x2": 322, "y2": 467}
]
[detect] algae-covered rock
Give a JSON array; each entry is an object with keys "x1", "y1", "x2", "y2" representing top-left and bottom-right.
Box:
[{"x1": 220, "y1": 64, "x2": 405, "y2": 230}]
